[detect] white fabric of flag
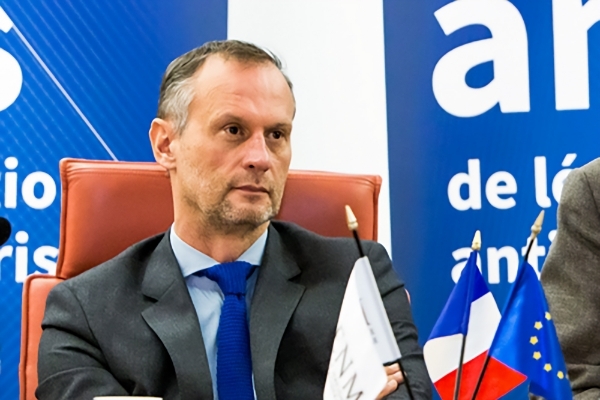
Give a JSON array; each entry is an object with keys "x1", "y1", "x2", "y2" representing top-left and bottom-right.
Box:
[
  {"x1": 353, "y1": 256, "x2": 402, "y2": 363},
  {"x1": 324, "y1": 256, "x2": 397, "y2": 400},
  {"x1": 423, "y1": 252, "x2": 501, "y2": 399}
]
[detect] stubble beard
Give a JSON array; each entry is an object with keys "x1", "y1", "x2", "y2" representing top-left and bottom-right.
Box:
[{"x1": 203, "y1": 186, "x2": 283, "y2": 235}]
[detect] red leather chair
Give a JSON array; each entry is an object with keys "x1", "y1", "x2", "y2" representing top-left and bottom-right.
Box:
[{"x1": 19, "y1": 158, "x2": 382, "y2": 400}]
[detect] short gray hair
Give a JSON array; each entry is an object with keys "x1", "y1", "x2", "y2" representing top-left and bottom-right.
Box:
[{"x1": 157, "y1": 40, "x2": 293, "y2": 134}]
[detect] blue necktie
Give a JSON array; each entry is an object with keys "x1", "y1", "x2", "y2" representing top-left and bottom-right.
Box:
[{"x1": 197, "y1": 261, "x2": 256, "y2": 400}]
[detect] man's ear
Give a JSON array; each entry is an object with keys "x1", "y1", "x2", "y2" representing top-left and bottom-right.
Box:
[{"x1": 149, "y1": 118, "x2": 177, "y2": 170}]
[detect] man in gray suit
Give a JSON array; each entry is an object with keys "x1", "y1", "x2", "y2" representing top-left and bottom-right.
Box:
[
  {"x1": 36, "y1": 40, "x2": 431, "y2": 399},
  {"x1": 541, "y1": 158, "x2": 600, "y2": 400}
]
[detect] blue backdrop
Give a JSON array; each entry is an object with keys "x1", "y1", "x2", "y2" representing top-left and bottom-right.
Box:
[
  {"x1": 0, "y1": 1, "x2": 226, "y2": 397},
  {"x1": 384, "y1": 0, "x2": 599, "y2": 397}
]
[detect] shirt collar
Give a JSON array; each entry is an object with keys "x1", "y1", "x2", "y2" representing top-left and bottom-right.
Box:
[{"x1": 170, "y1": 225, "x2": 269, "y2": 278}]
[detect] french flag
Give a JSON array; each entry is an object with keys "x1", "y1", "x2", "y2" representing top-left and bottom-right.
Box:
[{"x1": 423, "y1": 251, "x2": 523, "y2": 399}]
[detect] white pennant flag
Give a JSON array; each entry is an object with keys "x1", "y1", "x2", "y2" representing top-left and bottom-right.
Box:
[
  {"x1": 353, "y1": 256, "x2": 403, "y2": 364},
  {"x1": 324, "y1": 256, "x2": 399, "y2": 400}
]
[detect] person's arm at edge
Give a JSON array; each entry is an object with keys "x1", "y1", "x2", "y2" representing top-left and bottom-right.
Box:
[{"x1": 541, "y1": 163, "x2": 600, "y2": 400}]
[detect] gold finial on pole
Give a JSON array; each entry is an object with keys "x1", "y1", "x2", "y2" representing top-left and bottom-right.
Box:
[
  {"x1": 471, "y1": 230, "x2": 481, "y2": 251},
  {"x1": 345, "y1": 205, "x2": 359, "y2": 231},
  {"x1": 530, "y1": 210, "x2": 545, "y2": 241},
  {"x1": 524, "y1": 210, "x2": 545, "y2": 263},
  {"x1": 345, "y1": 205, "x2": 364, "y2": 257}
]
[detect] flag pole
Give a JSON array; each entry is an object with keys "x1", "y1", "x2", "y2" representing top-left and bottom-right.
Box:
[
  {"x1": 345, "y1": 205, "x2": 415, "y2": 400},
  {"x1": 471, "y1": 211, "x2": 545, "y2": 400},
  {"x1": 452, "y1": 231, "x2": 481, "y2": 400}
]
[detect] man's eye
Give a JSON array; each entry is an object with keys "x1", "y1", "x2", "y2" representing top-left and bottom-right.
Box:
[
  {"x1": 272, "y1": 131, "x2": 282, "y2": 139},
  {"x1": 227, "y1": 126, "x2": 239, "y2": 134}
]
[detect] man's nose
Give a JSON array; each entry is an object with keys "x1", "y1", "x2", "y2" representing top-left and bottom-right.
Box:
[{"x1": 242, "y1": 132, "x2": 271, "y2": 171}]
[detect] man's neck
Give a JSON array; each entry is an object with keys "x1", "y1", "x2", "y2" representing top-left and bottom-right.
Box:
[{"x1": 173, "y1": 219, "x2": 270, "y2": 263}]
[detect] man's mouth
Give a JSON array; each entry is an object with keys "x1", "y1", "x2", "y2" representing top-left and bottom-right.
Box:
[{"x1": 234, "y1": 185, "x2": 269, "y2": 194}]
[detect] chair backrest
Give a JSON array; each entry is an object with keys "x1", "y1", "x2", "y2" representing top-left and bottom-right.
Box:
[{"x1": 20, "y1": 158, "x2": 382, "y2": 400}]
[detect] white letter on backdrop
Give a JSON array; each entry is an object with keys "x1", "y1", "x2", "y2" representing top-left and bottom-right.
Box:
[
  {"x1": 432, "y1": 0, "x2": 530, "y2": 117},
  {"x1": 447, "y1": 159, "x2": 481, "y2": 211},
  {"x1": 0, "y1": 7, "x2": 22, "y2": 112},
  {"x1": 553, "y1": 0, "x2": 600, "y2": 110},
  {"x1": 487, "y1": 246, "x2": 520, "y2": 284}
]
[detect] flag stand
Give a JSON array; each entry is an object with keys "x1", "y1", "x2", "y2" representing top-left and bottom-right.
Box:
[
  {"x1": 470, "y1": 211, "x2": 545, "y2": 400},
  {"x1": 452, "y1": 231, "x2": 481, "y2": 400},
  {"x1": 345, "y1": 205, "x2": 415, "y2": 400}
]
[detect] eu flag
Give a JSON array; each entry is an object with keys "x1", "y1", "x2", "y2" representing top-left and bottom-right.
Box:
[{"x1": 488, "y1": 261, "x2": 573, "y2": 399}]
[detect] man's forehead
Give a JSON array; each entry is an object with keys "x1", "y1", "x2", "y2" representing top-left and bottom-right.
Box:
[
  {"x1": 190, "y1": 54, "x2": 295, "y2": 113},
  {"x1": 193, "y1": 54, "x2": 282, "y2": 87}
]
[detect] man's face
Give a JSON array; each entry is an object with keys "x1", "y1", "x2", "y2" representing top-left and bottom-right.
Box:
[{"x1": 167, "y1": 56, "x2": 295, "y2": 232}]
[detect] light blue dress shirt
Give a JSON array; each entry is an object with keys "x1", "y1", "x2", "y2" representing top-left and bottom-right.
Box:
[{"x1": 170, "y1": 227, "x2": 268, "y2": 400}]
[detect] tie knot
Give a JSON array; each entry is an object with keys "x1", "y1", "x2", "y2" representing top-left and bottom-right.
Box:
[{"x1": 197, "y1": 261, "x2": 256, "y2": 296}]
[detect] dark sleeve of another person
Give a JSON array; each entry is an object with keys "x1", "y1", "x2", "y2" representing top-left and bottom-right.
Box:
[
  {"x1": 366, "y1": 241, "x2": 433, "y2": 399},
  {"x1": 36, "y1": 282, "x2": 128, "y2": 399}
]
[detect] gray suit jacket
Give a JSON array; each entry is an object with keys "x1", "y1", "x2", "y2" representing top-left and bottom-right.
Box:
[
  {"x1": 37, "y1": 221, "x2": 431, "y2": 399},
  {"x1": 541, "y1": 158, "x2": 600, "y2": 399}
]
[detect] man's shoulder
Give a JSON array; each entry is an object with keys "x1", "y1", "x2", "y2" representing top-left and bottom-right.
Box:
[
  {"x1": 579, "y1": 157, "x2": 600, "y2": 175},
  {"x1": 272, "y1": 220, "x2": 351, "y2": 246},
  {"x1": 562, "y1": 158, "x2": 600, "y2": 204},
  {"x1": 60, "y1": 232, "x2": 166, "y2": 295},
  {"x1": 270, "y1": 220, "x2": 383, "y2": 259},
  {"x1": 575, "y1": 157, "x2": 600, "y2": 186}
]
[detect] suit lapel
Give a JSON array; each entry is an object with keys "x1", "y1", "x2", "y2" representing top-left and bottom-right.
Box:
[
  {"x1": 141, "y1": 233, "x2": 213, "y2": 400},
  {"x1": 250, "y1": 225, "x2": 305, "y2": 399}
]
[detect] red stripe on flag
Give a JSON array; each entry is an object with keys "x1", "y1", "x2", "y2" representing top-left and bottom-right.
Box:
[{"x1": 434, "y1": 351, "x2": 527, "y2": 400}]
